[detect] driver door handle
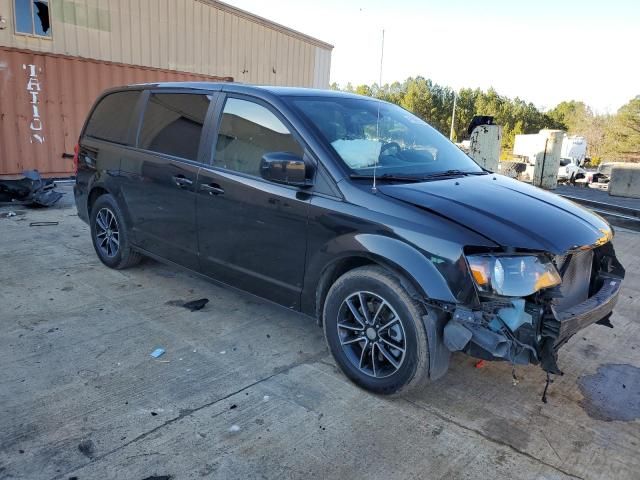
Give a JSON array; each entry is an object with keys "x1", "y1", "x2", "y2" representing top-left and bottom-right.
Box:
[{"x1": 201, "y1": 183, "x2": 225, "y2": 196}]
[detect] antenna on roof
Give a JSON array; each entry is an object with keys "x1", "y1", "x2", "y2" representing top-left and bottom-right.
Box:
[{"x1": 372, "y1": 28, "x2": 385, "y2": 194}]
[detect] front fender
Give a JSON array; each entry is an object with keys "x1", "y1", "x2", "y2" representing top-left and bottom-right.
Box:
[
  {"x1": 302, "y1": 233, "x2": 464, "y2": 317},
  {"x1": 352, "y1": 234, "x2": 457, "y2": 302}
]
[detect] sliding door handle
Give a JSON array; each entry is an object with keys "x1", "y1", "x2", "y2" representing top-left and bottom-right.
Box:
[{"x1": 200, "y1": 183, "x2": 225, "y2": 196}]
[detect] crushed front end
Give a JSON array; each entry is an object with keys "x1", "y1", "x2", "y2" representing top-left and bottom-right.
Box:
[{"x1": 443, "y1": 240, "x2": 625, "y2": 374}]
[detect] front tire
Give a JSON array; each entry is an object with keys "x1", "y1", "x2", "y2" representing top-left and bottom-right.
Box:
[
  {"x1": 323, "y1": 266, "x2": 430, "y2": 395},
  {"x1": 90, "y1": 194, "x2": 142, "y2": 270}
]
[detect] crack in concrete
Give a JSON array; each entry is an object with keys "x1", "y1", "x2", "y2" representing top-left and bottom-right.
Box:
[
  {"x1": 50, "y1": 351, "x2": 328, "y2": 480},
  {"x1": 404, "y1": 398, "x2": 585, "y2": 480}
]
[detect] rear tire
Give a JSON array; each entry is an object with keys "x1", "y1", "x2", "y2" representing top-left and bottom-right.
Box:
[
  {"x1": 323, "y1": 266, "x2": 430, "y2": 395},
  {"x1": 90, "y1": 194, "x2": 142, "y2": 269}
]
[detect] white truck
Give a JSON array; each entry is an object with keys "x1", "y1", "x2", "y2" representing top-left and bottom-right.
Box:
[
  {"x1": 558, "y1": 136, "x2": 588, "y2": 181},
  {"x1": 512, "y1": 133, "x2": 587, "y2": 183}
]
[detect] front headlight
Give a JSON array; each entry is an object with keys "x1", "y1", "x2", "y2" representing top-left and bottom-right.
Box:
[{"x1": 466, "y1": 254, "x2": 561, "y2": 297}]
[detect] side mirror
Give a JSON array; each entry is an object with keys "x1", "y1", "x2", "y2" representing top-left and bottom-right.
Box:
[{"x1": 260, "y1": 152, "x2": 311, "y2": 187}]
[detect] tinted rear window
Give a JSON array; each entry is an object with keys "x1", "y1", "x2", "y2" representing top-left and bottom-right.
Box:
[
  {"x1": 138, "y1": 93, "x2": 211, "y2": 161},
  {"x1": 85, "y1": 91, "x2": 140, "y2": 144}
]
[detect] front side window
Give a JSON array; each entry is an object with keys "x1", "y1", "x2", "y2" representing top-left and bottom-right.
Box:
[
  {"x1": 14, "y1": 0, "x2": 51, "y2": 37},
  {"x1": 85, "y1": 91, "x2": 140, "y2": 144},
  {"x1": 214, "y1": 98, "x2": 303, "y2": 176},
  {"x1": 559, "y1": 158, "x2": 571, "y2": 167},
  {"x1": 289, "y1": 96, "x2": 482, "y2": 178},
  {"x1": 139, "y1": 93, "x2": 210, "y2": 161}
]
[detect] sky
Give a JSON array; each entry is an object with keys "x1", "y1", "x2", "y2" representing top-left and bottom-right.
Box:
[{"x1": 229, "y1": 0, "x2": 640, "y2": 113}]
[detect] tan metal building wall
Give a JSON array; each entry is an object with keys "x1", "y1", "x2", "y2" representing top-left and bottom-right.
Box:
[
  {"x1": 0, "y1": 0, "x2": 333, "y2": 176},
  {"x1": 0, "y1": 47, "x2": 231, "y2": 176},
  {"x1": 0, "y1": 0, "x2": 333, "y2": 88}
]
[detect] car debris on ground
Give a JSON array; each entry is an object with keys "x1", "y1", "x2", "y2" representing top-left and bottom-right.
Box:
[
  {"x1": 165, "y1": 298, "x2": 209, "y2": 311},
  {"x1": 0, "y1": 170, "x2": 64, "y2": 207},
  {"x1": 29, "y1": 221, "x2": 59, "y2": 227},
  {"x1": 150, "y1": 348, "x2": 166, "y2": 358}
]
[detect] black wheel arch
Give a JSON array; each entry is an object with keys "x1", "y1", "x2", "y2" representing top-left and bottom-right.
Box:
[
  {"x1": 303, "y1": 234, "x2": 460, "y2": 321},
  {"x1": 313, "y1": 253, "x2": 428, "y2": 326},
  {"x1": 86, "y1": 181, "x2": 135, "y2": 243},
  {"x1": 87, "y1": 185, "x2": 109, "y2": 216}
]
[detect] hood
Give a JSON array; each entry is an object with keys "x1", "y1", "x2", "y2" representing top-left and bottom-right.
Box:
[{"x1": 378, "y1": 174, "x2": 611, "y2": 254}]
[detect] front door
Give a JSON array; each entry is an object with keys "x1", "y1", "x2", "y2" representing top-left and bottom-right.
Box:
[
  {"x1": 196, "y1": 96, "x2": 310, "y2": 308},
  {"x1": 120, "y1": 91, "x2": 212, "y2": 270}
]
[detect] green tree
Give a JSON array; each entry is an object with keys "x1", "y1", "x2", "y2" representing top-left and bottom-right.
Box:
[
  {"x1": 354, "y1": 84, "x2": 373, "y2": 97},
  {"x1": 547, "y1": 101, "x2": 592, "y2": 133},
  {"x1": 603, "y1": 96, "x2": 640, "y2": 162},
  {"x1": 399, "y1": 77, "x2": 434, "y2": 122}
]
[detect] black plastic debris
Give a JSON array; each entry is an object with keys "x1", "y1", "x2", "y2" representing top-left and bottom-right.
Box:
[
  {"x1": 183, "y1": 298, "x2": 209, "y2": 311},
  {"x1": 166, "y1": 298, "x2": 209, "y2": 312},
  {"x1": 0, "y1": 170, "x2": 63, "y2": 207}
]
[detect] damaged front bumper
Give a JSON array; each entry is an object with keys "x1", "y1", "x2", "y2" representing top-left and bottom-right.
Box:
[
  {"x1": 552, "y1": 276, "x2": 621, "y2": 345},
  {"x1": 443, "y1": 243, "x2": 625, "y2": 374}
]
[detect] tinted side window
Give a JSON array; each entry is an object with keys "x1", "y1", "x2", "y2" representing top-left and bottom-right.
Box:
[
  {"x1": 85, "y1": 91, "x2": 140, "y2": 144},
  {"x1": 214, "y1": 98, "x2": 303, "y2": 176},
  {"x1": 139, "y1": 93, "x2": 210, "y2": 161}
]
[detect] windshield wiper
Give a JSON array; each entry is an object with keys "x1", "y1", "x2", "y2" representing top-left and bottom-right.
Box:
[
  {"x1": 421, "y1": 169, "x2": 488, "y2": 179},
  {"x1": 349, "y1": 173, "x2": 425, "y2": 183},
  {"x1": 350, "y1": 170, "x2": 489, "y2": 183}
]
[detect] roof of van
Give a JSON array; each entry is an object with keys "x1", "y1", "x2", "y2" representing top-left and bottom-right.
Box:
[{"x1": 127, "y1": 82, "x2": 366, "y2": 99}]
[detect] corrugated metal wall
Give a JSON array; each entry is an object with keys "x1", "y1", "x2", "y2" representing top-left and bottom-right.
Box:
[
  {"x1": 0, "y1": 0, "x2": 332, "y2": 88},
  {"x1": 0, "y1": 47, "x2": 231, "y2": 176},
  {"x1": 0, "y1": 0, "x2": 333, "y2": 175}
]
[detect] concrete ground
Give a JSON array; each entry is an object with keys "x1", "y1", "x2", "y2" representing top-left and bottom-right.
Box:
[{"x1": 1, "y1": 185, "x2": 639, "y2": 480}]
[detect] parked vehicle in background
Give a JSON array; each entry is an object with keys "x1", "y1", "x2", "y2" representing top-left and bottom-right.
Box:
[
  {"x1": 587, "y1": 162, "x2": 619, "y2": 185},
  {"x1": 558, "y1": 157, "x2": 587, "y2": 183},
  {"x1": 513, "y1": 133, "x2": 588, "y2": 183},
  {"x1": 74, "y1": 83, "x2": 625, "y2": 396}
]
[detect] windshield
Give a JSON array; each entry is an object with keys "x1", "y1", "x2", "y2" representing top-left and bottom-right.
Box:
[
  {"x1": 288, "y1": 96, "x2": 482, "y2": 177},
  {"x1": 599, "y1": 164, "x2": 612, "y2": 175}
]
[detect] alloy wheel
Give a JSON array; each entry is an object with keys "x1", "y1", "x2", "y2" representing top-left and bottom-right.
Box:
[
  {"x1": 337, "y1": 291, "x2": 407, "y2": 378},
  {"x1": 95, "y1": 207, "x2": 120, "y2": 258}
]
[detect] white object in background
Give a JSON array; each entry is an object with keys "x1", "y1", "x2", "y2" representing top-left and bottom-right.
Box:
[
  {"x1": 561, "y1": 135, "x2": 587, "y2": 163},
  {"x1": 532, "y1": 130, "x2": 564, "y2": 189},
  {"x1": 468, "y1": 124, "x2": 502, "y2": 172},
  {"x1": 513, "y1": 133, "x2": 547, "y2": 164}
]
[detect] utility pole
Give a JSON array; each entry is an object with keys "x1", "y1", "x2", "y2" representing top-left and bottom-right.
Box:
[{"x1": 449, "y1": 92, "x2": 457, "y2": 141}]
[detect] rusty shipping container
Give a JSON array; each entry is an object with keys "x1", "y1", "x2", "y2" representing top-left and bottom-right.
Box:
[{"x1": 0, "y1": 47, "x2": 232, "y2": 177}]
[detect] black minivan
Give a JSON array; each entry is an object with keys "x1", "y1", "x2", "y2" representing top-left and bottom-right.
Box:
[{"x1": 74, "y1": 83, "x2": 624, "y2": 395}]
